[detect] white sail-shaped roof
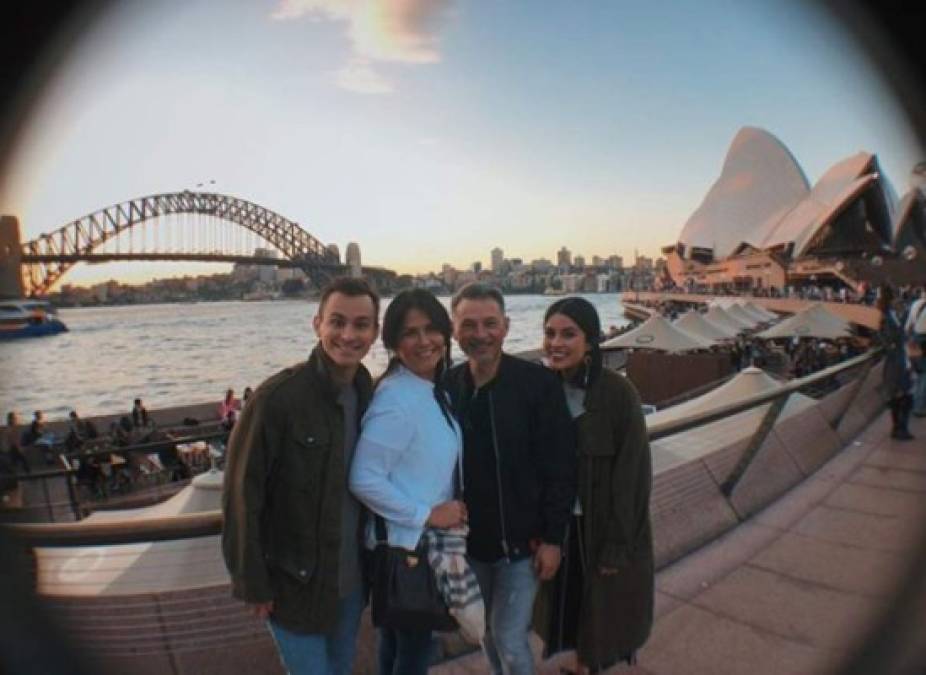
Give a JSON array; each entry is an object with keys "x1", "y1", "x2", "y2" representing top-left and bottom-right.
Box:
[
  {"x1": 676, "y1": 128, "x2": 899, "y2": 261},
  {"x1": 601, "y1": 313, "x2": 712, "y2": 352},
  {"x1": 758, "y1": 303, "x2": 851, "y2": 340},
  {"x1": 676, "y1": 127, "x2": 810, "y2": 258},
  {"x1": 733, "y1": 302, "x2": 772, "y2": 324},
  {"x1": 673, "y1": 311, "x2": 735, "y2": 343},
  {"x1": 646, "y1": 366, "x2": 815, "y2": 429}
]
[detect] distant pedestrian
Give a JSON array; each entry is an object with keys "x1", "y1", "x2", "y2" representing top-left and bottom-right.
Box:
[
  {"x1": 878, "y1": 285, "x2": 914, "y2": 440},
  {"x1": 242, "y1": 386, "x2": 254, "y2": 407},
  {"x1": 2, "y1": 412, "x2": 31, "y2": 474},
  {"x1": 218, "y1": 389, "x2": 240, "y2": 430},
  {"x1": 132, "y1": 398, "x2": 149, "y2": 428}
]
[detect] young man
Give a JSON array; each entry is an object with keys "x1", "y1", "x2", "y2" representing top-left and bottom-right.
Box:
[
  {"x1": 446, "y1": 283, "x2": 576, "y2": 675},
  {"x1": 222, "y1": 277, "x2": 380, "y2": 675}
]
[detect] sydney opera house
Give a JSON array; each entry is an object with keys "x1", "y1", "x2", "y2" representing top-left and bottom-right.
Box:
[{"x1": 663, "y1": 127, "x2": 926, "y2": 292}]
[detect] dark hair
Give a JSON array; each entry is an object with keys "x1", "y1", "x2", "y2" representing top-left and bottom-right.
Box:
[
  {"x1": 318, "y1": 276, "x2": 381, "y2": 323},
  {"x1": 543, "y1": 296, "x2": 603, "y2": 388},
  {"x1": 451, "y1": 282, "x2": 505, "y2": 313},
  {"x1": 379, "y1": 288, "x2": 454, "y2": 428}
]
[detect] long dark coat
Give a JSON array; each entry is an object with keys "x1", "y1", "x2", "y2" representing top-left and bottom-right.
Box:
[
  {"x1": 879, "y1": 310, "x2": 912, "y2": 400},
  {"x1": 534, "y1": 368, "x2": 654, "y2": 668}
]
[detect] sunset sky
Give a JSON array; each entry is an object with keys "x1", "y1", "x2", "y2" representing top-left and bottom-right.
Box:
[{"x1": 0, "y1": 0, "x2": 922, "y2": 287}]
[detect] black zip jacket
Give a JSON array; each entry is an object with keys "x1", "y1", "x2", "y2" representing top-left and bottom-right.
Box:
[{"x1": 446, "y1": 353, "x2": 577, "y2": 561}]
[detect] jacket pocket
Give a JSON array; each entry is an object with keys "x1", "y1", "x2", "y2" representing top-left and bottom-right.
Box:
[{"x1": 278, "y1": 424, "x2": 331, "y2": 491}]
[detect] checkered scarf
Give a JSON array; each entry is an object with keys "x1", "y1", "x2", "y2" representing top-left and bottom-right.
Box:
[{"x1": 423, "y1": 525, "x2": 485, "y2": 643}]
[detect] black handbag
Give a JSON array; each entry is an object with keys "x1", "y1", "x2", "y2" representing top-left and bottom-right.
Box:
[{"x1": 370, "y1": 514, "x2": 457, "y2": 632}]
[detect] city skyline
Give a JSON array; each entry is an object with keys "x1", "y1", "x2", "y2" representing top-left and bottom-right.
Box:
[{"x1": 1, "y1": 0, "x2": 922, "y2": 288}]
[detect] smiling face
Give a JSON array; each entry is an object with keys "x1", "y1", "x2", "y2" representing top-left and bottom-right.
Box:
[
  {"x1": 543, "y1": 312, "x2": 590, "y2": 378},
  {"x1": 452, "y1": 297, "x2": 509, "y2": 372},
  {"x1": 312, "y1": 291, "x2": 379, "y2": 375},
  {"x1": 395, "y1": 307, "x2": 447, "y2": 379}
]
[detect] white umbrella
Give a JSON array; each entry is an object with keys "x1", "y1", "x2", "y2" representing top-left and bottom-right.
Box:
[
  {"x1": 602, "y1": 313, "x2": 713, "y2": 352},
  {"x1": 646, "y1": 366, "x2": 815, "y2": 428},
  {"x1": 704, "y1": 305, "x2": 749, "y2": 334},
  {"x1": 758, "y1": 303, "x2": 851, "y2": 340},
  {"x1": 725, "y1": 304, "x2": 762, "y2": 328},
  {"x1": 742, "y1": 301, "x2": 778, "y2": 321},
  {"x1": 673, "y1": 310, "x2": 736, "y2": 342}
]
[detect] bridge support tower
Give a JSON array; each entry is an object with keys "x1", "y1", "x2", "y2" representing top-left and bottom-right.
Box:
[{"x1": 0, "y1": 215, "x2": 25, "y2": 299}]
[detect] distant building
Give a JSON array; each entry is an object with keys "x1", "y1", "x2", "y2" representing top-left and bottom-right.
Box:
[
  {"x1": 472, "y1": 261, "x2": 482, "y2": 273},
  {"x1": 254, "y1": 248, "x2": 279, "y2": 284},
  {"x1": 608, "y1": 255, "x2": 623, "y2": 271},
  {"x1": 491, "y1": 247, "x2": 504, "y2": 272},
  {"x1": 574, "y1": 255, "x2": 586, "y2": 269},
  {"x1": 531, "y1": 258, "x2": 554, "y2": 273},
  {"x1": 326, "y1": 244, "x2": 341, "y2": 263},
  {"x1": 664, "y1": 126, "x2": 926, "y2": 291},
  {"x1": 557, "y1": 246, "x2": 571, "y2": 268},
  {"x1": 592, "y1": 255, "x2": 603, "y2": 267},
  {"x1": 346, "y1": 242, "x2": 361, "y2": 278}
]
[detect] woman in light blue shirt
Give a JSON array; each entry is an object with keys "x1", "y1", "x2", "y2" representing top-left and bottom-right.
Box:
[{"x1": 349, "y1": 289, "x2": 466, "y2": 675}]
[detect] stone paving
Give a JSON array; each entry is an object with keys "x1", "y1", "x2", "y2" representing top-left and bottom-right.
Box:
[{"x1": 431, "y1": 412, "x2": 926, "y2": 674}]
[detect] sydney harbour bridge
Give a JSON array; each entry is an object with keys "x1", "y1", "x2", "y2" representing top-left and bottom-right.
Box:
[{"x1": 0, "y1": 191, "x2": 397, "y2": 298}]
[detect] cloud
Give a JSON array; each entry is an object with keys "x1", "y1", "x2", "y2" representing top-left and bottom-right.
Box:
[
  {"x1": 335, "y1": 57, "x2": 395, "y2": 94},
  {"x1": 272, "y1": 0, "x2": 450, "y2": 93}
]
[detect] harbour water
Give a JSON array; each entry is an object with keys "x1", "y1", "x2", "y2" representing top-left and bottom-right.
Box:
[{"x1": 0, "y1": 293, "x2": 628, "y2": 420}]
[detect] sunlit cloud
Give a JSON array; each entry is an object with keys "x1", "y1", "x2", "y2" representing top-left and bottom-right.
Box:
[{"x1": 271, "y1": 0, "x2": 450, "y2": 94}]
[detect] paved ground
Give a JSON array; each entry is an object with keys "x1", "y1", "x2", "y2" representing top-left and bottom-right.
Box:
[{"x1": 432, "y1": 411, "x2": 926, "y2": 674}]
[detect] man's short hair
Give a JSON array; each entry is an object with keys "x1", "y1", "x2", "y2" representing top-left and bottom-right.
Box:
[
  {"x1": 451, "y1": 282, "x2": 505, "y2": 313},
  {"x1": 318, "y1": 276, "x2": 380, "y2": 322}
]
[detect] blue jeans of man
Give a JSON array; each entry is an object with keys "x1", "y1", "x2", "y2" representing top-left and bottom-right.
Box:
[
  {"x1": 377, "y1": 625, "x2": 434, "y2": 675},
  {"x1": 469, "y1": 556, "x2": 539, "y2": 675},
  {"x1": 267, "y1": 588, "x2": 364, "y2": 675}
]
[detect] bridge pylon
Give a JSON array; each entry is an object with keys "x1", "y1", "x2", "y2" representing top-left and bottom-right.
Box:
[{"x1": 0, "y1": 215, "x2": 25, "y2": 299}]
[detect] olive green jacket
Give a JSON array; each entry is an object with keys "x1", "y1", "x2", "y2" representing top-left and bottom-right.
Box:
[
  {"x1": 535, "y1": 368, "x2": 654, "y2": 668},
  {"x1": 221, "y1": 346, "x2": 372, "y2": 633}
]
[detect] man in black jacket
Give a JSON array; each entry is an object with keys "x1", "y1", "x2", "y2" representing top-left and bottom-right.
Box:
[{"x1": 447, "y1": 283, "x2": 576, "y2": 675}]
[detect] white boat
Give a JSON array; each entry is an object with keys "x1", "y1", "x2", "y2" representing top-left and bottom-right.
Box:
[{"x1": 0, "y1": 299, "x2": 68, "y2": 339}]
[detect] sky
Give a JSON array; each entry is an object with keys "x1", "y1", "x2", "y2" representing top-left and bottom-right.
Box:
[{"x1": 0, "y1": 0, "x2": 922, "y2": 287}]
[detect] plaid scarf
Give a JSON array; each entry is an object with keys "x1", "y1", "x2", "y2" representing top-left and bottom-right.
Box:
[{"x1": 423, "y1": 525, "x2": 485, "y2": 643}]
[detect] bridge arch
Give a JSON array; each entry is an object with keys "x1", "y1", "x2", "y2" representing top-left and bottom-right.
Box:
[{"x1": 19, "y1": 191, "x2": 338, "y2": 295}]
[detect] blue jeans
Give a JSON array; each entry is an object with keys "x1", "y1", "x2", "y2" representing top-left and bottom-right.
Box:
[
  {"x1": 377, "y1": 626, "x2": 434, "y2": 675},
  {"x1": 267, "y1": 588, "x2": 364, "y2": 675},
  {"x1": 470, "y1": 557, "x2": 539, "y2": 675}
]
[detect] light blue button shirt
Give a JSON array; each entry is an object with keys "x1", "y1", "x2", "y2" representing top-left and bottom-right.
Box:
[{"x1": 349, "y1": 366, "x2": 462, "y2": 551}]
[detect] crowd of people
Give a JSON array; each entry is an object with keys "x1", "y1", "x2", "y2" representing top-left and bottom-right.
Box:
[
  {"x1": 0, "y1": 388, "x2": 249, "y2": 501},
  {"x1": 222, "y1": 278, "x2": 654, "y2": 675}
]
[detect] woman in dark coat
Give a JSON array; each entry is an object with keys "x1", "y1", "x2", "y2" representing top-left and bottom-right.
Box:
[
  {"x1": 878, "y1": 285, "x2": 915, "y2": 440},
  {"x1": 534, "y1": 297, "x2": 654, "y2": 674}
]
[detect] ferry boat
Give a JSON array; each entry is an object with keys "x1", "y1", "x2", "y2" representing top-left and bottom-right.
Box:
[{"x1": 0, "y1": 299, "x2": 69, "y2": 339}]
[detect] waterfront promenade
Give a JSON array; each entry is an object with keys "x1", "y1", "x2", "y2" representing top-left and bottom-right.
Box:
[{"x1": 433, "y1": 410, "x2": 926, "y2": 674}]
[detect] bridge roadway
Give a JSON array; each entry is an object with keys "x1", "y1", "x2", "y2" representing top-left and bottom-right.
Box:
[{"x1": 434, "y1": 411, "x2": 926, "y2": 674}]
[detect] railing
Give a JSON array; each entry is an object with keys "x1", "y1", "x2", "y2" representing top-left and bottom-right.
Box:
[
  {"x1": 3, "y1": 347, "x2": 883, "y2": 548},
  {"x1": 2, "y1": 429, "x2": 229, "y2": 524}
]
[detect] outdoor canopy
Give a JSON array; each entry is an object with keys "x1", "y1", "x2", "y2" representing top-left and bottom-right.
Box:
[
  {"x1": 704, "y1": 305, "x2": 750, "y2": 334},
  {"x1": 757, "y1": 303, "x2": 851, "y2": 340},
  {"x1": 673, "y1": 310, "x2": 737, "y2": 343},
  {"x1": 601, "y1": 313, "x2": 714, "y2": 352}
]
